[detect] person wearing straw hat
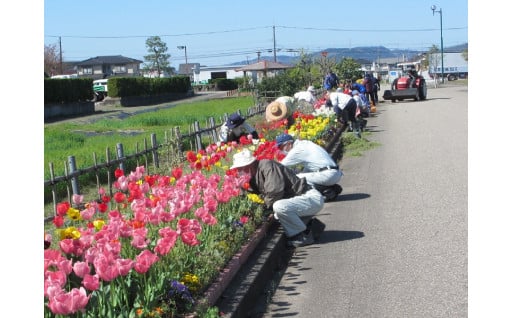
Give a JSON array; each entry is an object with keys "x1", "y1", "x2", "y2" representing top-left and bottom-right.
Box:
[
  {"x1": 219, "y1": 113, "x2": 259, "y2": 143},
  {"x1": 230, "y1": 149, "x2": 325, "y2": 247},
  {"x1": 265, "y1": 96, "x2": 296, "y2": 127}
]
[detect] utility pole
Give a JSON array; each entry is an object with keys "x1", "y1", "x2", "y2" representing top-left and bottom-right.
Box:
[
  {"x1": 273, "y1": 25, "x2": 277, "y2": 62},
  {"x1": 59, "y1": 36, "x2": 63, "y2": 74},
  {"x1": 431, "y1": 5, "x2": 444, "y2": 83}
]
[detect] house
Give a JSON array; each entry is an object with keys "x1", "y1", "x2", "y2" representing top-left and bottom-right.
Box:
[
  {"x1": 235, "y1": 60, "x2": 294, "y2": 84},
  {"x1": 187, "y1": 64, "x2": 244, "y2": 84},
  {"x1": 75, "y1": 55, "x2": 143, "y2": 79}
]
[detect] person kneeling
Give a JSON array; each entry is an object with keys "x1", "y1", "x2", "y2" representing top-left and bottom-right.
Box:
[{"x1": 230, "y1": 149, "x2": 325, "y2": 247}]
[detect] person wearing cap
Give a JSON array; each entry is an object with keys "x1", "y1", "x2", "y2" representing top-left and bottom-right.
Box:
[
  {"x1": 230, "y1": 149, "x2": 325, "y2": 247},
  {"x1": 293, "y1": 86, "x2": 317, "y2": 105},
  {"x1": 276, "y1": 133, "x2": 343, "y2": 201},
  {"x1": 219, "y1": 113, "x2": 259, "y2": 143},
  {"x1": 351, "y1": 89, "x2": 370, "y2": 118},
  {"x1": 350, "y1": 90, "x2": 369, "y2": 133}
]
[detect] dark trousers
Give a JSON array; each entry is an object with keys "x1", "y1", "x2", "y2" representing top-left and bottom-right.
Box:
[
  {"x1": 365, "y1": 91, "x2": 376, "y2": 106},
  {"x1": 336, "y1": 99, "x2": 358, "y2": 132}
]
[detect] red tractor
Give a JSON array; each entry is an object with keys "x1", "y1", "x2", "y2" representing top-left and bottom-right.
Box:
[{"x1": 382, "y1": 70, "x2": 427, "y2": 102}]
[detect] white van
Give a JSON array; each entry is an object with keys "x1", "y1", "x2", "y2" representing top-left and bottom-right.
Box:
[{"x1": 92, "y1": 79, "x2": 108, "y2": 101}]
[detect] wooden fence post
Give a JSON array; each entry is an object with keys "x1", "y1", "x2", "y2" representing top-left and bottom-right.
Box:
[
  {"x1": 105, "y1": 147, "x2": 114, "y2": 198},
  {"x1": 93, "y1": 152, "x2": 101, "y2": 201},
  {"x1": 49, "y1": 162, "x2": 57, "y2": 217},
  {"x1": 151, "y1": 133, "x2": 159, "y2": 169},
  {"x1": 68, "y1": 156, "x2": 80, "y2": 196},
  {"x1": 116, "y1": 143, "x2": 125, "y2": 171},
  {"x1": 193, "y1": 121, "x2": 202, "y2": 151}
]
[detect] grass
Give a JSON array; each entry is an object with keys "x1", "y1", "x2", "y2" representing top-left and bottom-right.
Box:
[
  {"x1": 44, "y1": 96, "x2": 255, "y2": 179},
  {"x1": 342, "y1": 132, "x2": 380, "y2": 157}
]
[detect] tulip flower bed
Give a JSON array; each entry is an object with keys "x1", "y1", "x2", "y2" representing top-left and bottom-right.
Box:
[{"x1": 44, "y1": 110, "x2": 338, "y2": 317}]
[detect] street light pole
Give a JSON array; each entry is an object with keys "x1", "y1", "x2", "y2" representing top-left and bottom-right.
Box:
[
  {"x1": 431, "y1": 5, "x2": 444, "y2": 84},
  {"x1": 177, "y1": 45, "x2": 188, "y2": 65}
]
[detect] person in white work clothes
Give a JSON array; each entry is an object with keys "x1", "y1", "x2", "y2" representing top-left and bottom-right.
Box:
[
  {"x1": 275, "y1": 133, "x2": 343, "y2": 201},
  {"x1": 293, "y1": 86, "x2": 317, "y2": 105}
]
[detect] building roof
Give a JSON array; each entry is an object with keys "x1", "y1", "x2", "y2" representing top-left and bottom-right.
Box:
[
  {"x1": 76, "y1": 55, "x2": 143, "y2": 66},
  {"x1": 235, "y1": 60, "x2": 294, "y2": 72}
]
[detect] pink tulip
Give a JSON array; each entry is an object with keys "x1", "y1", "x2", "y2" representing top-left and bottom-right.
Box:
[
  {"x1": 116, "y1": 258, "x2": 134, "y2": 276},
  {"x1": 82, "y1": 274, "x2": 100, "y2": 291},
  {"x1": 131, "y1": 228, "x2": 148, "y2": 249},
  {"x1": 155, "y1": 237, "x2": 176, "y2": 256},
  {"x1": 80, "y1": 206, "x2": 96, "y2": 220},
  {"x1": 201, "y1": 213, "x2": 218, "y2": 225},
  {"x1": 73, "y1": 261, "x2": 90, "y2": 278},
  {"x1": 93, "y1": 253, "x2": 119, "y2": 282},
  {"x1": 181, "y1": 231, "x2": 200, "y2": 246},
  {"x1": 134, "y1": 250, "x2": 159, "y2": 274},
  {"x1": 72, "y1": 194, "x2": 84, "y2": 205},
  {"x1": 44, "y1": 270, "x2": 67, "y2": 291},
  {"x1": 48, "y1": 287, "x2": 90, "y2": 315}
]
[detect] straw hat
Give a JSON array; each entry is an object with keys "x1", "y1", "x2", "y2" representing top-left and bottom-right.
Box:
[
  {"x1": 230, "y1": 149, "x2": 256, "y2": 169},
  {"x1": 265, "y1": 101, "x2": 288, "y2": 122}
]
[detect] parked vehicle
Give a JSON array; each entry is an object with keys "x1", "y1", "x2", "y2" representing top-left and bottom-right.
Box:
[
  {"x1": 92, "y1": 79, "x2": 108, "y2": 102},
  {"x1": 428, "y1": 52, "x2": 468, "y2": 81},
  {"x1": 382, "y1": 69, "x2": 427, "y2": 103}
]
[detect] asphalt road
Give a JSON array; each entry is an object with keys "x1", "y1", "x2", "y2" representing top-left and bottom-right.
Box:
[
  {"x1": 44, "y1": 90, "x2": 229, "y2": 125},
  {"x1": 262, "y1": 84, "x2": 468, "y2": 317}
]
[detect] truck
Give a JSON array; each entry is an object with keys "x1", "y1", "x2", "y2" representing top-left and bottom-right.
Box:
[
  {"x1": 92, "y1": 79, "x2": 108, "y2": 102},
  {"x1": 428, "y1": 52, "x2": 468, "y2": 81}
]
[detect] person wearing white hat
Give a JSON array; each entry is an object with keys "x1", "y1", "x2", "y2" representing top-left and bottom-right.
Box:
[
  {"x1": 230, "y1": 149, "x2": 325, "y2": 247},
  {"x1": 293, "y1": 85, "x2": 317, "y2": 105},
  {"x1": 329, "y1": 89, "x2": 360, "y2": 137}
]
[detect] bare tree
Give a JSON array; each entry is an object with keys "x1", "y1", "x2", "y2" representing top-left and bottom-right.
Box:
[{"x1": 44, "y1": 43, "x2": 61, "y2": 77}]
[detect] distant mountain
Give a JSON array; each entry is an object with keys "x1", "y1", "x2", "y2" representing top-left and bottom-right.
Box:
[{"x1": 230, "y1": 43, "x2": 468, "y2": 66}]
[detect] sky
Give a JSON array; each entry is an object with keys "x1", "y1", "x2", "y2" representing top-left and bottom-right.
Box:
[
  {"x1": 3, "y1": 1, "x2": 512, "y2": 317},
  {"x1": 43, "y1": 0, "x2": 468, "y2": 67}
]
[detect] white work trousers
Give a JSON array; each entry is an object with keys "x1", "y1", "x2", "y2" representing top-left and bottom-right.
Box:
[
  {"x1": 297, "y1": 169, "x2": 343, "y2": 187},
  {"x1": 272, "y1": 188, "x2": 324, "y2": 237}
]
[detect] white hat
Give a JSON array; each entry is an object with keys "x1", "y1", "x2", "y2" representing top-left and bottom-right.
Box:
[
  {"x1": 307, "y1": 85, "x2": 315, "y2": 92},
  {"x1": 230, "y1": 149, "x2": 256, "y2": 169}
]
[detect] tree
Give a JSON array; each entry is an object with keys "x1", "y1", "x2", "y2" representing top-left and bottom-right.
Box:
[
  {"x1": 143, "y1": 36, "x2": 171, "y2": 77},
  {"x1": 334, "y1": 58, "x2": 363, "y2": 82},
  {"x1": 427, "y1": 45, "x2": 441, "y2": 85},
  {"x1": 288, "y1": 50, "x2": 317, "y2": 88},
  {"x1": 44, "y1": 43, "x2": 61, "y2": 77},
  {"x1": 461, "y1": 49, "x2": 468, "y2": 61}
]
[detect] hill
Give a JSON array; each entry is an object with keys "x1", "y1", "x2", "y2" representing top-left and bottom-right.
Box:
[{"x1": 230, "y1": 43, "x2": 468, "y2": 66}]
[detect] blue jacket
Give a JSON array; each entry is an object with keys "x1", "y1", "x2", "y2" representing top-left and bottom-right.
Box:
[{"x1": 351, "y1": 83, "x2": 366, "y2": 94}]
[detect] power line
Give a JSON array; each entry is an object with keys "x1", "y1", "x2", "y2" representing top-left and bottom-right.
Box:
[{"x1": 44, "y1": 25, "x2": 467, "y2": 39}]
